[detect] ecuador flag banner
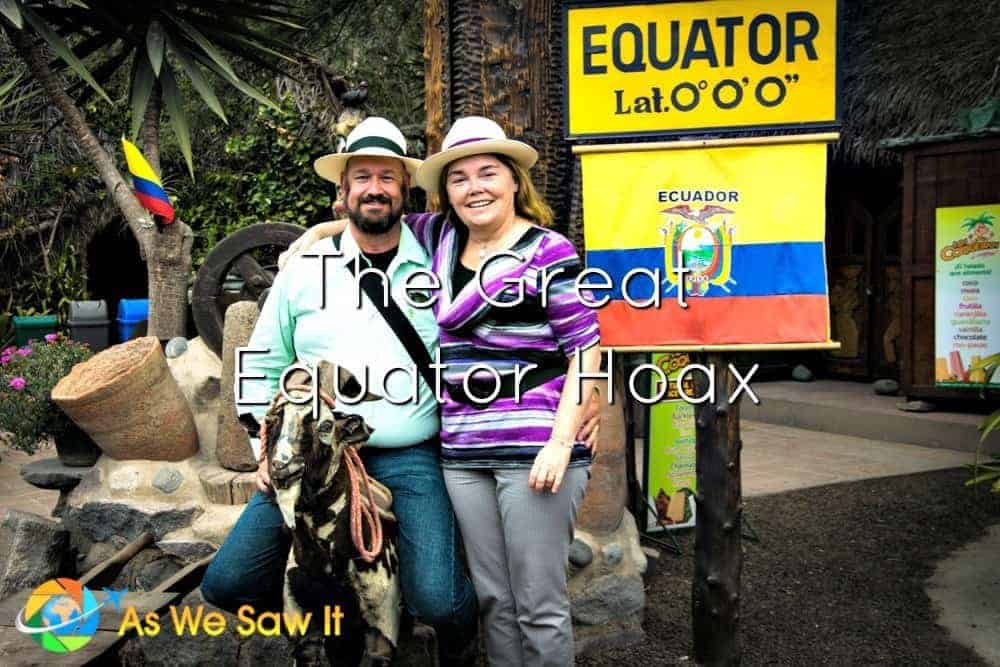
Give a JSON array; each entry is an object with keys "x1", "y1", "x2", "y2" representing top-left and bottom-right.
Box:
[
  {"x1": 122, "y1": 138, "x2": 175, "y2": 223},
  {"x1": 581, "y1": 139, "x2": 832, "y2": 348}
]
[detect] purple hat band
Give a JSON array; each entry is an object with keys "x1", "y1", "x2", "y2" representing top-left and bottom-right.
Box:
[{"x1": 447, "y1": 136, "x2": 494, "y2": 148}]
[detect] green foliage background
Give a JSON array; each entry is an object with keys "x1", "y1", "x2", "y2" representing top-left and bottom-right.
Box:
[{"x1": 1, "y1": 0, "x2": 425, "y2": 318}]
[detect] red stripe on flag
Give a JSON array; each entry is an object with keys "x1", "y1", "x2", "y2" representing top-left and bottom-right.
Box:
[
  {"x1": 135, "y1": 191, "x2": 175, "y2": 223},
  {"x1": 597, "y1": 295, "x2": 830, "y2": 346}
]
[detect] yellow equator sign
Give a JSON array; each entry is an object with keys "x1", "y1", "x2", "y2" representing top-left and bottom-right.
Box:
[{"x1": 564, "y1": 0, "x2": 838, "y2": 138}]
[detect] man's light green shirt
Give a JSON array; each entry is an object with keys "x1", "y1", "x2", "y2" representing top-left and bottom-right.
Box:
[{"x1": 236, "y1": 224, "x2": 440, "y2": 458}]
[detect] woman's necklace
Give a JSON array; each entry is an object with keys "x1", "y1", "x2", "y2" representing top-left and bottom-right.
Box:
[{"x1": 472, "y1": 220, "x2": 521, "y2": 259}]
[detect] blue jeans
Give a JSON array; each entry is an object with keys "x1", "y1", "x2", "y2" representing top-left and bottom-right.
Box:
[{"x1": 201, "y1": 441, "x2": 478, "y2": 651}]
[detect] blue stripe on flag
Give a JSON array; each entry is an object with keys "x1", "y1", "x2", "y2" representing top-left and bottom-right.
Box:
[{"x1": 584, "y1": 242, "x2": 828, "y2": 299}]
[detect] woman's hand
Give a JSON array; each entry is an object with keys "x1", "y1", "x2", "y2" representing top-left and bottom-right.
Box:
[
  {"x1": 528, "y1": 442, "x2": 573, "y2": 494},
  {"x1": 278, "y1": 220, "x2": 345, "y2": 269}
]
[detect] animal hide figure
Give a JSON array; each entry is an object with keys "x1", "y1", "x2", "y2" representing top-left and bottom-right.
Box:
[{"x1": 263, "y1": 361, "x2": 401, "y2": 666}]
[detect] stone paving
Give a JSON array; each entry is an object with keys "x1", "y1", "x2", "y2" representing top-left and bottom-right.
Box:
[
  {"x1": 741, "y1": 420, "x2": 972, "y2": 497},
  {"x1": 0, "y1": 445, "x2": 61, "y2": 517},
  {"x1": 1, "y1": 421, "x2": 975, "y2": 519}
]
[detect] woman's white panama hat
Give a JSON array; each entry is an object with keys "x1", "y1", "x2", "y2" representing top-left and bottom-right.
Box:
[
  {"x1": 415, "y1": 116, "x2": 538, "y2": 191},
  {"x1": 314, "y1": 116, "x2": 423, "y2": 183}
]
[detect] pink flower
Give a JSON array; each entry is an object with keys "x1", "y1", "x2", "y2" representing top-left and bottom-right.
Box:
[
  {"x1": 15, "y1": 347, "x2": 31, "y2": 357},
  {"x1": 1, "y1": 346, "x2": 14, "y2": 356},
  {"x1": 45, "y1": 333, "x2": 59, "y2": 343},
  {"x1": 1, "y1": 356, "x2": 10, "y2": 366},
  {"x1": 9, "y1": 377, "x2": 26, "y2": 391}
]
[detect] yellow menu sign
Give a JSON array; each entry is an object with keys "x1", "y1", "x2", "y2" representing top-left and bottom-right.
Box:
[{"x1": 564, "y1": 0, "x2": 838, "y2": 138}]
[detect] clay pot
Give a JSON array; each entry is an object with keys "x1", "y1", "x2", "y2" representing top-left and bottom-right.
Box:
[{"x1": 52, "y1": 337, "x2": 199, "y2": 461}]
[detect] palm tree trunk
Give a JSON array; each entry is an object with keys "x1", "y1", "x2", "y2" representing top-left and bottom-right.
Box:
[
  {"x1": 10, "y1": 29, "x2": 191, "y2": 341},
  {"x1": 139, "y1": 82, "x2": 192, "y2": 341}
]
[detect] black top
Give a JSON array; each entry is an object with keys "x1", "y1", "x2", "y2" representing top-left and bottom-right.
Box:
[
  {"x1": 452, "y1": 261, "x2": 477, "y2": 295},
  {"x1": 361, "y1": 247, "x2": 398, "y2": 274}
]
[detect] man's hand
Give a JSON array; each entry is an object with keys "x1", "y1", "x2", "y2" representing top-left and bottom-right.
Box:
[
  {"x1": 278, "y1": 220, "x2": 344, "y2": 270},
  {"x1": 575, "y1": 389, "x2": 601, "y2": 453},
  {"x1": 255, "y1": 453, "x2": 272, "y2": 493},
  {"x1": 278, "y1": 225, "x2": 326, "y2": 270}
]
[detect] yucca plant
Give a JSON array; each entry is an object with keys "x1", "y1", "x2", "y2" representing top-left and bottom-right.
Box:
[
  {"x1": 964, "y1": 353, "x2": 1000, "y2": 493},
  {"x1": 1, "y1": 1, "x2": 306, "y2": 341}
]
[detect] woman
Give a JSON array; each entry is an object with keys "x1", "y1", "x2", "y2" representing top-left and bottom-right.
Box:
[{"x1": 293, "y1": 116, "x2": 601, "y2": 666}]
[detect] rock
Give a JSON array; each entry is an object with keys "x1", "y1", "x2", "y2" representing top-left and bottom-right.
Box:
[
  {"x1": 165, "y1": 337, "x2": 189, "y2": 358},
  {"x1": 191, "y1": 504, "x2": 245, "y2": 546},
  {"x1": 78, "y1": 540, "x2": 120, "y2": 575},
  {"x1": 166, "y1": 337, "x2": 222, "y2": 462},
  {"x1": 792, "y1": 364, "x2": 814, "y2": 382},
  {"x1": 576, "y1": 367, "x2": 627, "y2": 534},
  {"x1": 217, "y1": 302, "x2": 260, "y2": 471},
  {"x1": 111, "y1": 547, "x2": 182, "y2": 591},
  {"x1": 20, "y1": 457, "x2": 88, "y2": 516},
  {"x1": 119, "y1": 589, "x2": 240, "y2": 666},
  {"x1": 156, "y1": 538, "x2": 217, "y2": 563},
  {"x1": 575, "y1": 615, "x2": 645, "y2": 656},
  {"x1": 153, "y1": 467, "x2": 184, "y2": 494},
  {"x1": 63, "y1": 501, "x2": 199, "y2": 542},
  {"x1": 19, "y1": 457, "x2": 90, "y2": 490},
  {"x1": 237, "y1": 633, "x2": 295, "y2": 666},
  {"x1": 873, "y1": 378, "x2": 900, "y2": 395},
  {"x1": 570, "y1": 573, "x2": 645, "y2": 625},
  {"x1": 569, "y1": 512, "x2": 647, "y2": 655},
  {"x1": 109, "y1": 466, "x2": 142, "y2": 493},
  {"x1": 601, "y1": 542, "x2": 623, "y2": 567},
  {"x1": 0, "y1": 510, "x2": 72, "y2": 598},
  {"x1": 68, "y1": 456, "x2": 206, "y2": 508},
  {"x1": 393, "y1": 622, "x2": 438, "y2": 667},
  {"x1": 641, "y1": 546, "x2": 660, "y2": 561},
  {"x1": 569, "y1": 539, "x2": 594, "y2": 567},
  {"x1": 898, "y1": 400, "x2": 936, "y2": 413}
]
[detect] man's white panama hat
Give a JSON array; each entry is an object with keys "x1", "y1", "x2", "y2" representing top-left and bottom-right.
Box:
[
  {"x1": 314, "y1": 116, "x2": 423, "y2": 183},
  {"x1": 415, "y1": 116, "x2": 538, "y2": 191}
]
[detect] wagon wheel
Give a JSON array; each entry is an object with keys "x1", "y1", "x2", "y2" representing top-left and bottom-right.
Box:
[{"x1": 191, "y1": 222, "x2": 305, "y2": 356}]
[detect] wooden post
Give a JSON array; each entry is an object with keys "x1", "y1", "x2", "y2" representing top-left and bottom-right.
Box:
[{"x1": 691, "y1": 353, "x2": 743, "y2": 665}]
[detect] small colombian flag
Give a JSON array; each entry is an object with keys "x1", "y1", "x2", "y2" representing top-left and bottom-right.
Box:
[{"x1": 121, "y1": 138, "x2": 175, "y2": 224}]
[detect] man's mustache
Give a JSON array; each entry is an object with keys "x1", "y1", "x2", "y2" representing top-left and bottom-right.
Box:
[{"x1": 359, "y1": 194, "x2": 393, "y2": 205}]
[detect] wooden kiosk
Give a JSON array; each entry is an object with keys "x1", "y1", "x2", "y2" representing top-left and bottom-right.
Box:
[{"x1": 885, "y1": 131, "x2": 1000, "y2": 402}]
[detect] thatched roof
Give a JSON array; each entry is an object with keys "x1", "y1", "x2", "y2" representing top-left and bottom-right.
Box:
[{"x1": 837, "y1": 0, "x2": 1000, "y2": 165}]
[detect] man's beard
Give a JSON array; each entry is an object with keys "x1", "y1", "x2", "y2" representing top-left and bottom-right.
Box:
[{"x1": 347, "y1": 194, "x2": 403, "y2": 235}]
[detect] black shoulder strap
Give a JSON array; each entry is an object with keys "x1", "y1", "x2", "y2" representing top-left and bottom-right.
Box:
[{"x1": 332, "y1": 232, "x2": 437, "y2": 393}]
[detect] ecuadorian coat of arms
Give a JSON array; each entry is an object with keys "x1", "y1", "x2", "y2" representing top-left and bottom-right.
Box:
[{"x1": 660, "y1": 204, "x2": 737, "y2": 297}]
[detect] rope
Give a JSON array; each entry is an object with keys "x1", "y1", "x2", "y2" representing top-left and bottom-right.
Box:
[{"x1": 263, "y1": 384, "x2": 384, "y2": 562}]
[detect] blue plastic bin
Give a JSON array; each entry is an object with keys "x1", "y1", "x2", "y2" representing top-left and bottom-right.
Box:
[{"x1": 116, "y1": 298, "x2": 149, "y2": 342}]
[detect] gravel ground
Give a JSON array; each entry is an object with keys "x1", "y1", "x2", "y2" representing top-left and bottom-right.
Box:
[{"x1": 580, "y1": 468, "x2": 1000, "y2": 666}]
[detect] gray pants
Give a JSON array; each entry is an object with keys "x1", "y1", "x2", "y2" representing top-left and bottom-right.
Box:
[{"x1": 443, "y1": 466, "x2": 589, "y2": 667}]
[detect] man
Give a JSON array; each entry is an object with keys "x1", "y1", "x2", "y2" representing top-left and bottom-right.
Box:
[{"x1": 200, "y1": 117, "x2": 479, "y2": 664}]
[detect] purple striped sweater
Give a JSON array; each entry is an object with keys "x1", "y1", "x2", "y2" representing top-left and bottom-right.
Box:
[{"x1": 406, "y1": 212, "x2": 600, "y2": 469}]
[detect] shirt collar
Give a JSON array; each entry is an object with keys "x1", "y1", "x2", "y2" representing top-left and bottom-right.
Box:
[{"x1": 328, "y1": 221, "x2": 428, "y2": 271}]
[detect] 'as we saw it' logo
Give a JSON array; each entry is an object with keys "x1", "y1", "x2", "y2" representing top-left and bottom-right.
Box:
[
  {"x1": 15, "y1": 578, "x2": 127, "y2": 654},
  {"x1": 660, "y1": 204, "x2": 737, "y2": 297}
]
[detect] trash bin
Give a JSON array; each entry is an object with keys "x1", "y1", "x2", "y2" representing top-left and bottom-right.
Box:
[
  {"x1": 116, "y1": 298, "x2": 149, "y2": 343},
  {"x1": 12, "y1": 315, "x2": 58, "y2": 346},
  {"x1": 68, "y1": 300, "x2": 110, "y2": 351}
]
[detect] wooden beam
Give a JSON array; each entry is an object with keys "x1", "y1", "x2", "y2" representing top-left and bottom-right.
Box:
[
  {"x1": 78, "y1": 532, "x2": 154, "y2": 589},
  {"x1": 692, "y1": 352, "x2": 743, "y2": 665},
  {"x1": 572, "y1": 132, "x2": 841, "y2": 154},
  {"x1": 423, "y1": 0, "x2": 451, "y2": 156}
]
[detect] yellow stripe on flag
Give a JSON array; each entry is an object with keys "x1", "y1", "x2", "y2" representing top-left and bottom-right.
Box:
[
  {"x1": 121, "y1": 138, "x2": 163, "y2": 187},
  {"x1": 582, "y1": 142, "x2": 827, "y2": 250}
]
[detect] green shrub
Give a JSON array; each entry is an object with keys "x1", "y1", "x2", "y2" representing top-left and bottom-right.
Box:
[{"x1": 0, "y1": 333, "x2": 92, "y2": 454}]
